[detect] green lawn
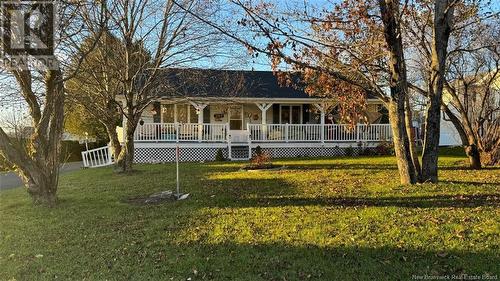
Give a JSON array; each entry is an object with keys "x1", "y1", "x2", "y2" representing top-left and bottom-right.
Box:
[{"x1": 0, "y1": 155, "x2": 499, "y2": 280}]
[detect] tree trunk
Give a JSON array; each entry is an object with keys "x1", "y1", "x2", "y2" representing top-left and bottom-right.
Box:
[
  {"x1": 441, "y1": 105, "x2": 482, "y2": 169},
  {"x1": 378, "y1": 0, "x2": 417, "y2": 184},
  {"x1": 388, "y1": 101, "x2": 417, "y2": 184},
  {"x1": 421, "y1": 96, "x2": 441, "y2": 182},
  {"x1": 405, "y1": 97, "x2": 422, "y2": 180},
  {"x1": 0, "y1": 68, "x2": 65, "y2": 207},
  {"x1": 115, "y1": 117, "x2": 135, "y2": 172},
  {"x1": 465, "y1": 144, "x2": 481, "y2": 169},
  {"x1": 104, "y1": 123, "x2": 122, "y2": 157},
  {"x1": 421, "y1": 0, "x2": 454, "y2": 183},
  {"x1": 19, "y1": 166, "x2": 59, "y2": 206}
]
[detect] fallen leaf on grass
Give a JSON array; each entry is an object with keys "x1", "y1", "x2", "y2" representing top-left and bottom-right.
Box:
[{"x1": 436, "y1": 252, "x2": 448, "y2": 258}]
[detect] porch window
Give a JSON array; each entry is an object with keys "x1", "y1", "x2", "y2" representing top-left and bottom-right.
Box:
[
  {"x1": 189, "y1": 105, "x2": 197, "y2": 123},
  {"x1": 229, "y1": 105, "x2": 243, "y2": 130},
  {"x1": 162, "y1": 104, "x2": 175, "y2": 123},
  {"x1": 175, "y1": 104, "x2": 198, "y2": 123},
  {"x1": 177, "y1": 104, "x2": 188, "y2": 123},
  {"x1": 280, "y1": 105, "x2": 302, "y2": 124},
  {"x1": 280, "y1": 106, "x2": 290, "y2": 124},
  {"x1": 292, "y1": 106, "x2": 301, "y2": 124}
]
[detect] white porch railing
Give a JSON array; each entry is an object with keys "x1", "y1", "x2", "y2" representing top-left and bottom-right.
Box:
[
  {"x1": 133, "y1": 123, "x2": 392, "y2": 143},
  {"x1": 82, "y1": 146, "x2": 114, "y2": 168},
  {"x1": 248, "y1": 123, "x2": 392, "y2": 142},
  {"x1": 134, "y1": 123, "x2": 228, "y2": 142}
]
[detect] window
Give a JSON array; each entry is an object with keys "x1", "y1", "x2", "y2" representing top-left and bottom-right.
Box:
[
  {"x1": 177, "y1": 104, "x2": 188, "y2": 123},
  {"x1": 162, "y1": 104, "x2": 200, "y2": 123},
  {"x1": 190, "y1": 105, "x2": 198, "y2": 123},
  {"x1": 162, "y1": 104, "x2": 174, "y2": 123},
  {"x1": 280, "y1": 106, "x2": 290, "y2": 124},
  {"x1": 280, "y1": 105, "x2": 302, "y2": 124},
  {"x1": 291, "y1": 106, "x2": 301, "y2": 124}
]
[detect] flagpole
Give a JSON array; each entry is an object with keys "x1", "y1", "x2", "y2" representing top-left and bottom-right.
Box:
[{"x1": 176, "y1": 145, "x2": 180, "y2": 196}]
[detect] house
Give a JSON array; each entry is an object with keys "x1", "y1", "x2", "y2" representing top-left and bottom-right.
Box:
[
  {"x1": 440, "y1": 71, "x2": 500, "y2": 146},
  {"x1": 112, "y1": 69, "x2": 392, "y2": 163}
]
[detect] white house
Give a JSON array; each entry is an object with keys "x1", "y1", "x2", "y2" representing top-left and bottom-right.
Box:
[{"x1": 113, "y1": 69, "x2": 392, "y2": 163}]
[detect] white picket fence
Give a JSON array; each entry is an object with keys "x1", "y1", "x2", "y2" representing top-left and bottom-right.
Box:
[{"x1": 81, "y1": 146, "x2": 114, "y2": 168}]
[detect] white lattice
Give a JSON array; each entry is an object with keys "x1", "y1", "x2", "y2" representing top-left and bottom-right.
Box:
[
  {"x1": 134, "y1": 146, "x2": 375, "y2": 163},
  {"x1": 135, "y1": 147, "x2": 228, "y2": 163}
]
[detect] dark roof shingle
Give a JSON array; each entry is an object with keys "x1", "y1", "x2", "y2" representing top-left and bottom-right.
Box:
[{"x1": 155, "y1": 69, "x2": 311, "y2": 99}]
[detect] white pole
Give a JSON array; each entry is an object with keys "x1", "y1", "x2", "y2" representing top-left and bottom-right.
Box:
[
  {"x1": 176, "y1": 145, "x2": 180, "y2": 196},
  {"x1": 84, "y1": 132, "x2": 89, "y2": 151}
]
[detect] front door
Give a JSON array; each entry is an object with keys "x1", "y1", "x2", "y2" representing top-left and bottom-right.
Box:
[{"x1": 229, "y1": 105, "x2": 248, "y2": 142}]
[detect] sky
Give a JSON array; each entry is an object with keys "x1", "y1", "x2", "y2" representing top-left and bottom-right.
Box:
[{"x1": 1, "y1": 0, "x2": 500, "y2": 125}]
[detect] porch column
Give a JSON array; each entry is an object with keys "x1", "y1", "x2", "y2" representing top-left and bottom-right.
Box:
[
  {"x1": 256, "y1": 103, "x2": 272, "y2": 140},
  {"x1": 313, "y1": 103, "x2": 326, "y2": 143},
  {"x1": 190, "y1": 101, "x2": 208, "y2": 142}
]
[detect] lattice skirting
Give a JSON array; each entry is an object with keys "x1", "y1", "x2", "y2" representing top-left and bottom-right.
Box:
[
  {"x1": 134, "y1": 147, "x2": 229, "y2": 163},
  {"x1": 134, "y1": 146, "x2": 376, "y2": 163},
  {"x1": 251, "y1": 146, "x2": 371, "y2": 158}
]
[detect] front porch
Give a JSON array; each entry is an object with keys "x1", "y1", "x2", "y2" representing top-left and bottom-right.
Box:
[
  {"x1": 124, "y1": 99, "x2": 392, "y2": 162},
  {"x1": 133, "y1": 99, "x2": 391, "y2": 145},
  {"x1": 131, "y1": 122, "x2": 392, "y2": 161}
]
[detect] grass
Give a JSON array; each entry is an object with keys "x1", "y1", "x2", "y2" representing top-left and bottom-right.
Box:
[{"x1": 0, "y1": 154, "x2": 499, "y2": 280}]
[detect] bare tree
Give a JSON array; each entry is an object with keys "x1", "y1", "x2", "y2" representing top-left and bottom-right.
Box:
[
  {"x1": 405, "y1": 0, "x2": 499, "y2": 169},
  {"x1": 0, "y1": 1, "x2": 107, "y2": 206},
  {"x1": 66, "y1": 31, "x2": 126, "y2": 157},
  {"x1": 99, "y1": 0, "x2": 230, "y2": 172},
  {"x1": 444, "y1": 42, "x2": 500, "y2": 167},
  {"x1": 417, "y1": 0, "x2": 455, "y2": 182}
]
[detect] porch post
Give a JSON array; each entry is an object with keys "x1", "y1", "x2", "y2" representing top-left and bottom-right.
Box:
[
  {"x1": 226, "y1": 123, "x2": 231, "y2": 159},
  {"x1": 256, "y1": 103, "x2": 272, "y2": 140},
  {"x1": 189, "y1": 101, "x2": 208, "y2": 142},
  {"x1": 314, "y1": 103, "x2": 326, "y2": 143},
  {"x1": 176, "y1": 122, "x2": 179, "y2": 143}
]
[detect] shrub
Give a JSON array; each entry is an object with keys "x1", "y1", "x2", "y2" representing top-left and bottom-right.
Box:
[
  {"x1": 254, "y1": 145, "x2": 263, "y2": 157},
  {"x1": 375, "y1": 141, "x2": 395, "y2": 156},
  {"x1": 344, "y1": 146, "x2": 354, "y2": 156},
  {"x1": 215, "y1": 148, "x2": 226, "y2": 162},
  {"x1": 244, "y1": 146, "x2": 273, "y2": 169},
  {"x1": 250, "y1": 152, "x2": 272, "y2": 168}
]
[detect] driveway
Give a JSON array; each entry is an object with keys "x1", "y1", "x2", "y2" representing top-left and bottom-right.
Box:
[{"x1": 0, "y1": 162, "x2": 83, "y2": 191}]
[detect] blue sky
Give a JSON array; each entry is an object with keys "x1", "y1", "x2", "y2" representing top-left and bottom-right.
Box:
[{"x1": 1, "y1": 0, "x2": 499, "y2": 125}]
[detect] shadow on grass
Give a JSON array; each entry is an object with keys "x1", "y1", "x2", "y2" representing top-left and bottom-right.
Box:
[
  {"x1": 163, "y1": 242, "x2": 499, "y2": 281},
  {"x1": 208, "y1": 194, "x2": 499, "y2": 209},
  {"x1": 283, "y1": 163, "x2": 398, "y2": 171},
  {"x1": 199, "y1": 178, "x2": 299, "y2": 198},
  {"x1": 8, "y1": 240, "x2": 499, "y2": 280},
  {"x1": 441, "y1": 180, "x2": 500, "y2": 186},
  {"x1": 439, "y1": 166, "x2": 500, "y2": 171}
]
